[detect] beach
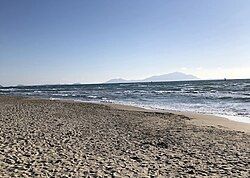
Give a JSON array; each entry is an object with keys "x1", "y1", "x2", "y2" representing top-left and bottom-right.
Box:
[{"x1": 0, "y1": 95, "x2": 249, "y2": 177}]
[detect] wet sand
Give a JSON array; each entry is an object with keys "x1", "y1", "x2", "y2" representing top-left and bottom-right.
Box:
[
  {"x1": 0, "y1": 96, "x2": 249, "y2": 177},
  {"x1": 106, "y1": 103, "x2": 250, "y2": 133}
]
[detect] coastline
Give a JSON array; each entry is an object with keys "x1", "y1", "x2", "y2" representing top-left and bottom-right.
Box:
[
  {"x1": 31, "y1": 96, "x2": 250, "y2": 133},
  {"x1": 2, "y1": 94, "x2": 250, "y2": 133},
  {"x1": 0, "y1": 95, "x2": 249, "y2": 177},
  {"x1": 104, "y1": 102, "x2": 250, "y2": 133}
]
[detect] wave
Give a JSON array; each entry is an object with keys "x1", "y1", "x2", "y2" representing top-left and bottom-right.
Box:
[{"x1": 1, "y1": 79, "x2": 249, "y2": 123}]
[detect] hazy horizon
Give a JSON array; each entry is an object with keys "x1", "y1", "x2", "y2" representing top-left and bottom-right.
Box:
[
  {"x1": 1, "y1": 72, "x2": 250, "y2": 87},
  {"x1": 1, "y1": 0, "x2": 250, "y2": 86}
]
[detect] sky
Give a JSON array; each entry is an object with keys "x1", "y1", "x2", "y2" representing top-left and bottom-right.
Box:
[{"x1": 0, "y1": 0, "x2": 250, "y2": 86}]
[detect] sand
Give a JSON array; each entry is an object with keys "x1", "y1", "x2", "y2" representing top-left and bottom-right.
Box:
[
  {"x1": 106, "y1": 103, "x2": 250, "y2": 133},
  {"x1": 0, "y1": 95, "x2": 249, "y2": 177}
]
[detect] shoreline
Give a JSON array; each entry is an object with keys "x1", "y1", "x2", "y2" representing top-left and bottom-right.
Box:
[
  {"x1": 48, "y1": 97, "x2": 250, "y2": 133},
  {"x1": 104, "y1": 102, "x2": 250, "y2": 133},
  {"x1": 41, "y1": 96, "x2": 250, "y2": 125},
  {"x1": 2, "y1": 94, "x2": 250, "y2": 133},
  {"x1": 30, "y1": 96, "x2": 250, "y2": 133}
]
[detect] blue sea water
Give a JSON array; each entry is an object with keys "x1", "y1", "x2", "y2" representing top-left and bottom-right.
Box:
[{"x1": 1, "y1": 79, "x2": 250, "y2": 123}]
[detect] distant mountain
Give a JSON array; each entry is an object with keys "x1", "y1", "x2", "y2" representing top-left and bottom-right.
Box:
[
  {"x1": 106, "y1": 78, "x2": 129, "y2": 83},
  {"x1": 0, "y1": 85, "x2": 3, "y2": 88},
  {"x1": 106, "y1": 72, "x2": 199, "y2": 83},
  {"x1": 72, "y1": 83, "x2": 82, "y2": 85},
  {"x1": 143, "y1": 72, "x2": 199, "y2": 82}
]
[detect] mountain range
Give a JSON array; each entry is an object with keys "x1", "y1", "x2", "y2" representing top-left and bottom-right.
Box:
[{"x1": 106, "y1": 72, "x2": 199, "y2": 83}]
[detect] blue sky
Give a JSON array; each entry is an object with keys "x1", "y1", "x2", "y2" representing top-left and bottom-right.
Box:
[{"x1": 0, "y1": 0, "x2": 250, "y2": 86}]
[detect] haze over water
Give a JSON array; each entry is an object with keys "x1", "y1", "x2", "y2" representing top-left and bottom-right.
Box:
[{"x1": 1, "y1": 79, "x2": 249, "y2": 123}]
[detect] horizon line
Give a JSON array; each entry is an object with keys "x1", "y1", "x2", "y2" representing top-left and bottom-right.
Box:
[{"x1": 1, "y1": 78, "x2": 250, "y2": 88}]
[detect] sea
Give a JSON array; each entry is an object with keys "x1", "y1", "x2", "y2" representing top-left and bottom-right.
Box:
[{"x1": 1, "y1": 79, "x2": 249, "y2": 123}]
